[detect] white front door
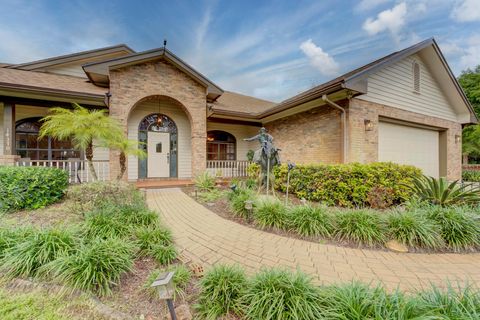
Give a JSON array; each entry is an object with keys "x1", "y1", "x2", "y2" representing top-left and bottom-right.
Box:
[{"x1": 147, "y1": 132, "x2": 170, "y2": 178}]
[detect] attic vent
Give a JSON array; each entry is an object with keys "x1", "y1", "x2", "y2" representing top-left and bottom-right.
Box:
[{"x1": 413, "y1": 61, "x2": 420, "y2": 93}]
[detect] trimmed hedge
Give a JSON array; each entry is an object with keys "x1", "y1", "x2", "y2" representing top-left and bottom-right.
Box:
[
  {"x1": 274, "y1": 162, "x2": 421, "y2": 207},
  {"x1": 462, "y1": 170, "x2": 480, "y2": 182},
  {"x1": 0, "y1": 166, "x2": 68, "y2": 212}
]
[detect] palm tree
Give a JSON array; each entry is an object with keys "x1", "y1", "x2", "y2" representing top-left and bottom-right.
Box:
[
  {"x1": 106, "y1": 139, "x2": 146, "y2": 180},
  {"x1": 39, "y1": 103, "x2": 124, "y2": 181}
]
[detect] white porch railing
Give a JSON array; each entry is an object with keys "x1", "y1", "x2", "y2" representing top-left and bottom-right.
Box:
[
  {"x1": 15, "y1": 159, "x2": 110, "y2": 184},
  {"x1": 206, "y1": 160, "x2": 251, "y2": 178}
]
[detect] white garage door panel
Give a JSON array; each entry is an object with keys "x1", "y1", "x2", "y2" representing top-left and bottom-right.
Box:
[{"x1": 378, "y1": 122, "x2": 439, "y2": 177}]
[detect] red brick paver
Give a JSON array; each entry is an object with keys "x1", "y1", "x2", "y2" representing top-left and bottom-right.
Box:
[{"x1": 147, "y1": 189, "x2": 480, "y2": 291}]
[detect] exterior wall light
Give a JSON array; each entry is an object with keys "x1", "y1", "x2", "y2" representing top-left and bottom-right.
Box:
[
  {"x1": 150, "y1": 271, "x2": 177, "y2": 319},
  {"x1": 364, "y1": 119, "x2": 374, "y2": 131}
]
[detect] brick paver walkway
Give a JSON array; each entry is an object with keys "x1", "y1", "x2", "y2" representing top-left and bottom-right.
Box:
[{"x1": 147, "y1": 188, "x2": 480, "y2": 291}]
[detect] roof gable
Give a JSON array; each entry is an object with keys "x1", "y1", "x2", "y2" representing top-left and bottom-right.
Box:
[
  {"x1": 7, "y1": 44, "x2": 134, "y2": 72},
  {"x1": 83, "y1": 47, "x2": 223, "y2": 100}
]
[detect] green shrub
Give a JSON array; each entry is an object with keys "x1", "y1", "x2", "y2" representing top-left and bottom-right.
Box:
[
  {"x1": 195, "y1": 264, "x2": 247, "y2": 319},
  {"x1": 427, "y1": 207, "x2": 480, "y2": 251},
  {"x1": 274, "y1": 162, "x2": 421, "y2": 207},
  {"x1": 0, "y1": 166, "x2": 68, "y2": 212},
  {"x1": 287, "y1": 205, "x2": 334, "y2": 238},
  {"x1": 387, "y1": 210, "x2": 444, "y2": 249},
  {"x1": 318, "y1": 282, "x2": 421, "y2": 319},
  {"x1": 135, "y1": 226, "x2": 177, "y2": 264},
  {"x1": 462, "y1": 169, "x2": 480, "y2": 182},
  {"x1": 198, "y1": 189, "x2": 226, "y2": 203},
  {"x1": 83, "y1": 211, "x2": 130, "y2": 240},
  {"x1": 143, "y1": 264, "x2": 192, "y2": 300},
  {"x1": 150, "y1": 244, "x2": 177, "y2": 265},
  {"x1": 0, "y1": 227, "x2": 34, "y2": 260},
  {"x1": 335, "y1": 209, "x2": 386, "y2": 246},
  {"x1": 230, "y1": 188, "x2": 256, "y2": 218},
  {"x1": 244, "y1": 268, "x2": 322, "y2": 320},
  {"x1": 1, "y1": 227, "x2": 77, "y2": 278},
  {"x1": 194, "y1": 171, "x2": 216, "y2": 192},
  {"x1": 67, "y1": 181, "x2": 144, "y2": 215},
  {"x1": 410, "y1": 176, "x2": 480, "y2": 206},
  {"x1": 254, "y1": 197, "x2": 288, "y2": 230},
  {"x1": 42, "y1": 237, "x2": 135, "y2": 296},
  {"x1": 417, "y1": 285, "x2": 480, "y2": 318}
]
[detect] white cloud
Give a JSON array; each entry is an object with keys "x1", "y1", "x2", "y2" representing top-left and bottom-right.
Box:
[
  {"x1": 355, "y1": 0, "x2": 391, "y2": 12},
  {"x1": 299, "y1": 39, "x2": 340, "y2": 76},
  {"x1": 460, "y1": 36, "x2": 480, "y2": 70},
  {"x1": 451, "y1": 0, "x2": 480, "y2": 22},
  {"x1": 363, "y1": 2, "x2": 407, "y2": 40}
]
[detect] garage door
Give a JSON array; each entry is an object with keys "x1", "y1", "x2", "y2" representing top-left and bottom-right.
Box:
[{"x1": 378, "y1": 121, "x2": 439, "y2": 177}]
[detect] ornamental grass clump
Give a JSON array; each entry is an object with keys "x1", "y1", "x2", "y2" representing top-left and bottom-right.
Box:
[
  {"x1": 317, "y1": 282, "x2": 422, "y2": 319},
  {"x1": 243, "y1": 268, "x2": 323, "y2": 320},
  {"x1": 426, "y1": 206, "x2": 480, "y2": 251},
  {"x1": 195, "y1": 264, "x2": 247, "y2": 319},
  {"x1": 0, "y1": 227, "x2": 34, "y2": 260},
  {"x1": 254, "y1": 197, "x2": 288, "y2": 230},
  {"x1": 1, "y1": 227, "x2": 77, "y2": 278},
  {"x1": 135, "y1": 226, "x2": 177, "y2": 264},
  {"x1": 387, "y1": 209, "x2": 444, "y2": 249},
  {"x1": 417, "y1": 285, "x2": 480, "y2": 318},
  {"x1": 287, "y1": 205, "x2": 334, "y2": 238},
  {"x1": 230, "y1": 188, "x2": 256, "y2": 219},
  {"x1": 83, "y1": 211, "x2": 131, "y2": 240},
  {"x1": 335, "y1": 209, "x2": 386, "y2": 247},
  {"x1": 194, "y1": 171, "x2": 216, "y2": 192},
  {"x1": 42, "y1": 237, "x2": 135, "y2": 296}
]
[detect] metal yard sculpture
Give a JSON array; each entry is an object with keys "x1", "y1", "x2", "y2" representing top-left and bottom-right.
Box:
[{"x1": 244, "y1": 127, "x2": 281, "y2": 194}]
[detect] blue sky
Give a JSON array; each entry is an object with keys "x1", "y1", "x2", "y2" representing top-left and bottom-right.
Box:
[{"x1": 0, "y1": 0, "x2": 479, "y2": 102}]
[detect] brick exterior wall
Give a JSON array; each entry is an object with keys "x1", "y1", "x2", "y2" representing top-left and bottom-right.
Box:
[
  {"x1": 348, "y1": 98, "x2": 462, "y2": 180},
  {"x1": 265, "y1": 105, "x2": 342, "y2": 164},
  {"x1": 108, "y1": 60, "x2": 208, "y2": 180}
]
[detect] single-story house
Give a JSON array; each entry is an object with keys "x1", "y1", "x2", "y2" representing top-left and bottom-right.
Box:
[{"x1": 0, "y1": 38, "x2": 476, "y2": 182}]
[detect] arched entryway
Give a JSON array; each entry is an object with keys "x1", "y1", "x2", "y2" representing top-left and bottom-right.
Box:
[
  {"x1": 138, "y1": 113, "x2": 178, "y2": 178},
  {"x1": 126, "y1": 95, "x2": 193, "y2": 180}
]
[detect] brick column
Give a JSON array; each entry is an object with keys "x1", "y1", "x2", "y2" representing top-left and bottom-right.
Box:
[{"x1": 0, "y1": 155, "x2": 20, "y2": 166}]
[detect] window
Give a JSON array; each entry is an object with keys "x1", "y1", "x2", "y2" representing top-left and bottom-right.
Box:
[
  {"x1": 207, "y1": 130, "x2": 236, "y2": 160},
  {"x1": 413, "y1": 61, "x2": 420, "y2": 93},
  {"x1": 15, "y1": 118, "x2": 80, "y2": 160}
]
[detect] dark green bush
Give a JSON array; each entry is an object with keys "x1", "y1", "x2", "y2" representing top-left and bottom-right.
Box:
[
  {"x1": 426, "y1": 206, "x2": 480, "y2": 251},
  {"x1": 244, "y1": 268, "x2": 323, "y2": 320},
  {"x1": 195, "y1": 264, "x2": 247, "y2": 319},
  {"x1": 274, "y1": 162, "x2": 421, "y2": 207},
  {"x1": 0, "y1": 166, "x2": 68, "y2": 212},
  {"x1": 1, "y1": 227, "x2": 77, "y2": 278},
  {"x1": 387, "y1": 210, "x2": 444, "y2": 249},
  {"x1": 135, "y1": 226, "x2": 177, "y2": 264},
  {"x1": 42, "y1": 237, "x2": 135, "y2": 296},
  {"x1": 335, "y1": 209, "x2": 386, "y2": 246},
  {"x1": 287, "y1": 205, "x2": 334, "y2": 237},
  {"x1": 462, "y1": 169, "x2": 480, "y2": 182}
]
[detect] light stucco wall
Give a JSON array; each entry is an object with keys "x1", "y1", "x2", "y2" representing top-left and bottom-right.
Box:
[
  {"x1": 206, "y1": 122, "x2": 259, "y2": 160},
  {"x1": 127, "y1": 99, "x2": 192, "y2": 180}
]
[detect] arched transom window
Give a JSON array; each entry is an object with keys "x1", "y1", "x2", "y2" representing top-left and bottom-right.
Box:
[
  {"x1": 207, "y1": 130, "x2": 236, "y2": 160},
  {"x1": 15, "y1": 118, "x2": 79, "y2": 160}
]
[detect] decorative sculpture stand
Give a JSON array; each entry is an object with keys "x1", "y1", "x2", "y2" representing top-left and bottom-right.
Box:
[{"x1": 244, "y1": 127, "x2": 281, "y2": 195}]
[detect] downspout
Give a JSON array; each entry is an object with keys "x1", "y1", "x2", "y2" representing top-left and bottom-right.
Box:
[{"x1": 322, "y1": 94, "x2": 348, "y2": 163}]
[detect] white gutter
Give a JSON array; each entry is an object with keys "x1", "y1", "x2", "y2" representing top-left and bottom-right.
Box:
[{"x1": 322, "y1": 94, "x2": 348, "y2": 163}]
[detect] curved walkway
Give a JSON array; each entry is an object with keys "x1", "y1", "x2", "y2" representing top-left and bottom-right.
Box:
[{"x1": 147, "y1": 189, "x2": 480, "y2": 292}]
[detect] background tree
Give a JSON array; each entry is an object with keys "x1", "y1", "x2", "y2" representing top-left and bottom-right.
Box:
[
  {"x1": 39, "y1": 103, "x2": 127, "y2": 180},
  {"x1": 459, "y1": 66, "x2": 480, "y2": 163}
]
